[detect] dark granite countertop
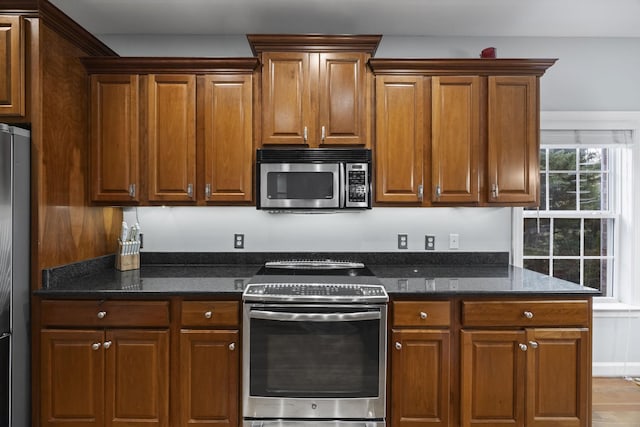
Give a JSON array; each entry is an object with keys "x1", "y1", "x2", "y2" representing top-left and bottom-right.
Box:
[{"x1": 35, "y1": 252, "x2": 600, "y2": 298}]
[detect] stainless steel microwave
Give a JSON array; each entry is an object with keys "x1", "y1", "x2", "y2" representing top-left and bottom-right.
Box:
[{"x1": 256, "y1": 148, "x2": 372, "y2": 211}]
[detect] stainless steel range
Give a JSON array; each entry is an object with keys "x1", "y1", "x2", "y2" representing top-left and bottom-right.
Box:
[{"x1": 242, "y1": 260, "x2": 388, "y2": 427}]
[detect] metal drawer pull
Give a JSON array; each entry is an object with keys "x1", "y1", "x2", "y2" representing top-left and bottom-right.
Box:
[
  {"x1": 395, "y1": 342, "x2": 402, "y2": 350},
  {"x1": 187, "y1": 183, "x2": 193, "y2": 198},
  {"x1": 205, "y1": 183, "x2": 211, "y2": 199},
  {"x1": 91, "y1": 343, "x2": 101, "y2": 350},
  {"x1": 420, "y1": 311, "x2": 428, "y2": 319},
  {"x1": 204, "y1": 311, "x2": 213, "y2": 319},
  {"x1": 229, "y1": 342, "x2": 236, "y2": 351},
  {"x1": 103, "y1": 341, "x2": 112, "y2": 349},
  {"x1": 97, "y1": 311, "x2": 107, "y2": 319},
  {"x1": 321, "y1": 125, "x2": 326, "y2": 141},
  {"x1": 303, "y1": 126, "x2": 308, "y2": 142},
  {"x1": 523, "y1": 311, "x2": 534, "y2": 319},
  {"x1": 519, "y1": 343, "x2": 528, "y2": 352},
  {"x1": 529, "y1": 341, "x2": 539, "y2": 349}
]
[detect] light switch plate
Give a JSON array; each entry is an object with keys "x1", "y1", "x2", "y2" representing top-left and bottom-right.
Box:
[{"x1": 449, "y1": 233, "x2": 459, "y2": 250}]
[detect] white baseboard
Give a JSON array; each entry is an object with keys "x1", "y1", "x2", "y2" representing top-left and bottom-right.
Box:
[{"x1": 593, "y1": 362, "x2": 640, "y2": 377}]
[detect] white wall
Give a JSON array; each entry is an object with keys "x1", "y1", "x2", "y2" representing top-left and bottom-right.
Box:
[{"x1": 123, "y1": 207, "x2": 511, "y2": 253}]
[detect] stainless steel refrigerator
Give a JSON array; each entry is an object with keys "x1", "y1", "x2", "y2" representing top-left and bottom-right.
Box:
[{"x1": 0, "y1": 124, "x2": 30, "y2": 427}]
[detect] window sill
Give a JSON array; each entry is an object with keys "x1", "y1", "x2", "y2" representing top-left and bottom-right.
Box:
[{"x1": 593, "y1": 300, "x2": 640, "y2": 317}]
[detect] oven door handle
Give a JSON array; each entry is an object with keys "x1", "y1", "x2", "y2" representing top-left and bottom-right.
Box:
[{"x1": 249, "y1": 309, "x2": 381, "y2": 322}]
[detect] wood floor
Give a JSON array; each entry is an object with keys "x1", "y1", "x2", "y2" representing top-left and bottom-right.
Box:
[{"x1": 593, "y1": 377, "x2": 640, "y2": 426}]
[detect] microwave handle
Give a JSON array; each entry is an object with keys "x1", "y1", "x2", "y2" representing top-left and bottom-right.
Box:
[
  {"x1": 249, "y1": 309, "x2": 381, "y2": 322},
  {"x1": 339, "y1": 163, "x2": 346, "y2": 208}
]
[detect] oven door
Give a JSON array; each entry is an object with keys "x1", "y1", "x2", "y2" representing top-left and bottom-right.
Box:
[
  {"x1": 259, "y1": 163, "x2": 343, "y2": 209},
  {"x1": 243, "y1": 304, "x2": 386, "y2": 420}
]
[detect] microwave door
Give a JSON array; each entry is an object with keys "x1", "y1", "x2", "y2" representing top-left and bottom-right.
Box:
[{"x1": 260, "y1": 163, "x2": 340, "y2": 209}]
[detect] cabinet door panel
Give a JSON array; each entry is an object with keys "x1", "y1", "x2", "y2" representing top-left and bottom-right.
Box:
[
  {"x1": 375, "y1": 76, "x2": 425, "y2": 203},
  {"x1": 90, "y1": 74, "x2": 140, "y2": 202},
  {"x1": 105, "y1": 329, "x2": 169, "y2": 427},
  {"x1": 461, "y1": 330, "x2": 526, "y2": 427},
  {"x1": 180, "y1": 330, "x2": 239, "y2": 427},
  {"x1": 318, "y1": 52, "x2": 368, "y2": 146},
  {"x1": 261, "y1": 52, "x2": 313, "y2": 145},
  {"x1": 391, "y1": 329, "x2": 450, "y2": 427},
  {"x1": 488, "y1": 76, "x2": 538, "y2": 204},
  {"x1": 0, "y1": 15, "x2": 24, "y2": 116},
  {"x1": 526, "y1": 328, "x2": 589, "y2": 427},
  {"x1": 432, "y1": 76, "x2": 480, "y2": 203},
  {"x1": 40, "y1": 329, "x2": 104, "y2": 427},
  {"x1": 203, "y1": 74, "x2": 253, "y2": 202},
  {"x1": 148, "y1": 74, "x2": 196, "y2": 202}
]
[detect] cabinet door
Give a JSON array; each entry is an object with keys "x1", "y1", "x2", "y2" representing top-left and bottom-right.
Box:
[
  {"x1": 375, "y1": 75, "x2": 426, "y2": 204},
  {"x1": 432, "y1": 76, "x2": 480, "y2": 203},
  {"x1": 318, "y1": 52, "x2": 368, "y2": 146},
  {"x1": 0, "y1": 15, "x2": 24, "y2": 116},
  {"x1": 391, "y1": 329, "x2": 450, "y2": 427},
  {"x1": 261, "y1": 52, "x2": 314, "y2": 145},
  {"x1": 90, "y1": 74, "x2": 140, "y2": 203},
  {"x1": 40, "y1": 329, "x2": 105, "y2": 427},
  {"x1": 487, "y1": 76, "x2": 538, "y2": 204},
  {"x1": 202, "y1": 74, "x2": 253, "y2": 202},
  {"x1": 105, "y1": 329, "x2": 169, "y2": 427},
  {"x1": 180, "y1": 330, "x2": 239, "y2": 427},
  {"x1": 148, "y1": 74, "x2": 196, "y2": 202},
  {"x1": 461, "y1": 330, "x2": 526, "y2": 427},
  {"x1": 526, "y1": 328, "x2": 589, "y2": 427}
]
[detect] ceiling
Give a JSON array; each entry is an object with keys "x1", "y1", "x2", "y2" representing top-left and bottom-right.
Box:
[{"x1": 49, "y1": 0, "x2": 640, "y2": 38}]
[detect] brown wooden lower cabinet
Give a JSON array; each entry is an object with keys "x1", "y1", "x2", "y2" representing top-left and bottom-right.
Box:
[
  {"x1": 461, "y1": 328, "x2": 589, "y2": 427},
  {"x1": 40, "y1": 328, "x2": 169, "y2": 427},
  {"x1": 179, "y1": 329, "x2": 239, "y2": 427}
]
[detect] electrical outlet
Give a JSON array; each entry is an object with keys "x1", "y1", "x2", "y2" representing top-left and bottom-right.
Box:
[
  {"x1": 449, "y1": 233, "x2": 459, "y2": 250},
  {"x1": 425, "y1": 235, "x2": 435, "y2": 250},
  {"x1": 397, "y1": 234, "x2": 408, "y2": 250},
  {"x1": 234, "y1": 233, "x2": 244, "y2": 249}
]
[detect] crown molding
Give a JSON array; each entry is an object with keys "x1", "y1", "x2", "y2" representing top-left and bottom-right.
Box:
[
  {"x1": 81, "y1": 57, "x2": 260, "y2": 74},
  {"x1": 247, "y1": 34, "x2": 382, "y2": 56},
  {"x1": 368, "y1": 58, "x2": 557, "y2": 76}
]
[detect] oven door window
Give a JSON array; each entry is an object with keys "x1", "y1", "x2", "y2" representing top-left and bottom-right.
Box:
[{"x1": 249, "y1": 306, "x2": 381, "y2": 398}]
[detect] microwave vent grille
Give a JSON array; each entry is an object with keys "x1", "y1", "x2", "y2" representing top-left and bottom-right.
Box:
[{"x1": 257, "y1": 148, "x2": 371, "y2": 163}]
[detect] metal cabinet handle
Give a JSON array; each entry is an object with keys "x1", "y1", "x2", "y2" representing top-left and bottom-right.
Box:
[
  {"x1": 204, "y1": 311, "x2": 213, "y2": 319},
  {"x1": 435, "y1": 185, "x2": 441, "y2": 199},
  {"x1": 129, "y1": 183, "x2": 136, "y2": 198},
  {"x1": 321, "y1": 125, "x2": 326, "y2": 141},
  {"x1": 523, "y1": 311, "x2": 534, "y2": 319},
  {"x1": 529, "y1": 341, "x2": 539, "y2": 349},
  {"x1": 491, "y1": 184, "x2": 499, "y2": 198},
  {"x1": 97, "y1": 311, "x2": 107, "y2": 319},
  {"x1": 519, "y1": 343, "x2": 528, "y2": 352},
  {"x1": 303, "y1": 126, "x2": 308, "y2": 142},
  {"x1": 395, "y1": 342, "x2": 402, "y2": 350},
  {"x1": 92, "y1": 343, "x2": 101, "y2": 350},
  {"x1": 205, "y1": 184, "x2": 211, "y2": 199},
  {"x1": 187, "y1": 183, "x2": 193, "y2": 198},
  {"x1": 419, "y1": 311, "x2": 428, "y2": 319},
  {"x1": 103, "y1": 341, "x2": 112, "y2": 349},
  {"x1": 418, "y1": 184, "x2": 424, "y2": 201},
  {"x1": 229, "y1": 342, "x2": 236, "y2": 351}
]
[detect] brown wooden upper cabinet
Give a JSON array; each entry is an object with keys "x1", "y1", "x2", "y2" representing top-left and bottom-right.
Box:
[
  {"x1": 83, "y1": 57, "x2": 258, "y2": 205},
  {"x1": 248, "y1": 34, "x2": 381, "y2": 148},
  {"x1": 0, "y1": 15, "x2": 25, "y2": 117},
  {"x1": 370, "y1": 58, "x2": 556, "y2": 207}
]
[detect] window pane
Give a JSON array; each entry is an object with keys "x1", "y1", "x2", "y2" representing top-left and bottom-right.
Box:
[
  {"x1": 579, "y1": 148, "x2": 603, "y2": 171},
  {"x1": 549, "y1": 148, "x2": 576, "y2": 171},
  {"x1": 553, "y1": 259, "x2": 580, "y2": 284},
  {"x1": 540, "y1": 149, "x2": 547, "y2": 171},
  {"x1": 584, "y1": 259, "x2": 605, "y2": 291},
  {"x1": 580, "y1": 173, "x2": 604, "y2": 210},
  {"x1": 549, "y1": 173, "x2": 577, "y2": 210},
  {"x1": 553, "y1": 218, "x2": 581, "y2": 256},
  {"x1": 524, "y1": 259, "x2": 549, "y2": 275},
  {"x1": 524, "y1": 218, "x2": 550, "y2": 256},
  {"x1": 584, "y1": 219, "x2": 608, "y2": 256},
  {"x1": 539, "y1": 173, "x2": 547, "y2": 210}
]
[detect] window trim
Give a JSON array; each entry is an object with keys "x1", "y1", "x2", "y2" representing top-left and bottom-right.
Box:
[{"x1": 513, "y1": 111, "x2": 640, "y2": 305}]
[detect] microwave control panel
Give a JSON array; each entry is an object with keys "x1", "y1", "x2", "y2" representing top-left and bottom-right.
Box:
[{"x1": 346, "y1": 163, "x2": 369, "y2": 208}]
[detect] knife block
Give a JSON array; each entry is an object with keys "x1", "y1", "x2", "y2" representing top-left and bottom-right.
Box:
[{"x1": 115, "y1": 243, "x2": 140, "y2": 271}]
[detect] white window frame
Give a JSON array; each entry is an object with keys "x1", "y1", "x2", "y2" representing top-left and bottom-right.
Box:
[{"x1": 512, "y1": 111, "x2": 640, "y2": 306}]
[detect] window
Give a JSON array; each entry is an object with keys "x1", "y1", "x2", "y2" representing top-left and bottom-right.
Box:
[{"x1": 514, "y1": 112, "x2": 640, "y2": 303}]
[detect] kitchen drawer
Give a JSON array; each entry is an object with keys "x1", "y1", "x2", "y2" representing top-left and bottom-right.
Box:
[
  {"x1": 181, "y1": 301, "x2": 239, "y2": 327},
  {"x1": 393, "y1": 301, "x2": 451, "y2": 327},
  {"x1": 461, "y1": 299, "x2": 590, "y2": 327},
  {"x1": 40, "y1": 300, "x2": 170, "y2": 327}
]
